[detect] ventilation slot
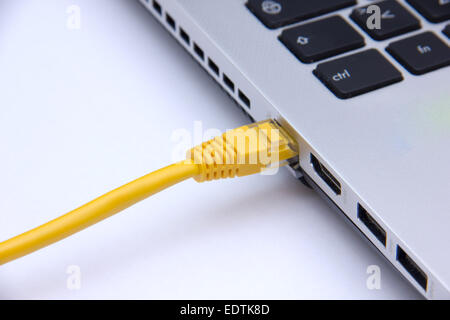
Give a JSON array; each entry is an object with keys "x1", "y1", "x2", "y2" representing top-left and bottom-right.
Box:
[
  {"x1": 238, "y1": 90, "x2": 251, "y2": 109},
  {"x1": 165, "y1": 13, "x2": 176, "y2": 30},
  {"x1": 179, "y1": 28, "x2": 190, "y2": 45},
  {"x1": 152, "y1": 0, "x2": 162, "y2": 15},
  {"x1": 208, "y1": 58, "x2": 220, "y2": 76},
  {"x1": 193, "y1": 43, "x2": 205, "y2": 61},
  {"x1": 148, "y1": 7, "x2": 254, "y2": 123},
  {"x1": 223, "y1": 74, "x2": 235, "y2": 92}
]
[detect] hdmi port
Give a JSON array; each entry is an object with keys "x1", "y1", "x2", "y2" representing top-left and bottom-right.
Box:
[{"x1": 310, "y1": 154, "x2": 341, "y2": 195}]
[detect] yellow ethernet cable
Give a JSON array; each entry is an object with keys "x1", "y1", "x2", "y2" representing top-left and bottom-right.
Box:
[{"x1": 0, "y1": 120, "x2": 298, "y2": 265}]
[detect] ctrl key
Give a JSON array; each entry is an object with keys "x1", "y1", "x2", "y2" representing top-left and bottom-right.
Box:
[{"x1": 313, "y1": 49, "x2": 403, "y2": 99}]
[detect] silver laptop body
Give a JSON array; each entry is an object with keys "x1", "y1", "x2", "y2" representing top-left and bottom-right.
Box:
[{"x1": 139, "y1": 0, "x2": 450, "y2": 299}]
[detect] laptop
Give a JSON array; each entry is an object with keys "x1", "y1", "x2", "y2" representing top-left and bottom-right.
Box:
[{"x1": 139, "y1": 0, "x2": 450, "y2": 299}]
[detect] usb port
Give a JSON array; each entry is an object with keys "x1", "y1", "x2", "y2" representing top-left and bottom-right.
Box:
[
  {"x1": 397, "y1": 246, "x2": 428, "y2": 291},
  {"x1": 310, "y1": 154, "x2": 341, "y2": 195},
  {"x1": 357, "y1": 204, "x2": 386, "y2": 247}
]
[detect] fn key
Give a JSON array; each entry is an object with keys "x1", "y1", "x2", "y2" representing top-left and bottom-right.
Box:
[{"x1": 313, "y1": 49, "x2": 403, "y2": 99}]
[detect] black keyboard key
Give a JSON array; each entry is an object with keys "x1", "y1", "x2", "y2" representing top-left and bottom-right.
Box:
[
  {"x1": 351, "y1": 0, "x2": 421, "y2": 41},
  {"x1": 313, "y1": 49, "x2": 403, "y2": 99},
  {"x1": 386, "y1": 32, "x2": 450, "y2": 75},
  {"x1": 279, "y1": 16, "x2": 365, "y2": 63},
  {"x1": 406, "y1": 0, "x2": 450, "y2": 23},
  {"x1": 246, "y1": 0, "x2": 356, "y2": 29},
  {"x1": 444, "y1": 24, "x2": 450, "y2": 38}
]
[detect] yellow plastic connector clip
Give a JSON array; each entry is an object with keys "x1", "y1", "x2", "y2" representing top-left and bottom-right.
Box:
[{"x1": 187, "y1": 120, "x2": 298, "y2": 182}]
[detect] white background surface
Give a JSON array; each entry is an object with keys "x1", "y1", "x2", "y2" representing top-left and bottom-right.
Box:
[{"x1": 0, "y1": 0, "x2": 422, "y2": 299}]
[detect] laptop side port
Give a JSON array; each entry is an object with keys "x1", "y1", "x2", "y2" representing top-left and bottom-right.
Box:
[
  {"x1": 396, "y1": 246, "x2": 428, "y2": 291},
  {"x1": 357, "y1": 204, "x2": 386, "y2": 247},
  {"x1": 310, "y1": 154, "x2": 341, "y2": 195}
]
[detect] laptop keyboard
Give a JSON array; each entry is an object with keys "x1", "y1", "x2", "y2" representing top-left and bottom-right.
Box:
[{"x1": 246, "y1": 0, "x2": 450, "y2": 99}]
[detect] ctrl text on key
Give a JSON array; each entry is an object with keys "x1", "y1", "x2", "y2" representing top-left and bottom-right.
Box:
[{"x1": 332, "y1": 69, "x2": 351, "y2": 81}]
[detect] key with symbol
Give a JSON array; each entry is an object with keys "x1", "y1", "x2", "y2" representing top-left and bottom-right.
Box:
[
  {"x1": 246, "y1": 0, "x2": 356, "y2": 29},
  {"x1": 279, "y1": 15, "x2": 365, "y2": 63},
  {"x1": 386, "y1": 32, "x2": 450, "y2": 75},
  {"x1": 406, "y1": 0, "x2": 450, "y2": 23},
  {"x1": 313, "y1": 49, "x2": 403, "y2": 99},
  {"x1": 350, "y1": 0, "x2": 421, "y2": 41}
]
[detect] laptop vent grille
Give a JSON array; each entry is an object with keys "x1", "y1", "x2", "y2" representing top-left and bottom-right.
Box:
[{"x1": 146, "y1": 0, "x2": 254, "y2": 122}]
